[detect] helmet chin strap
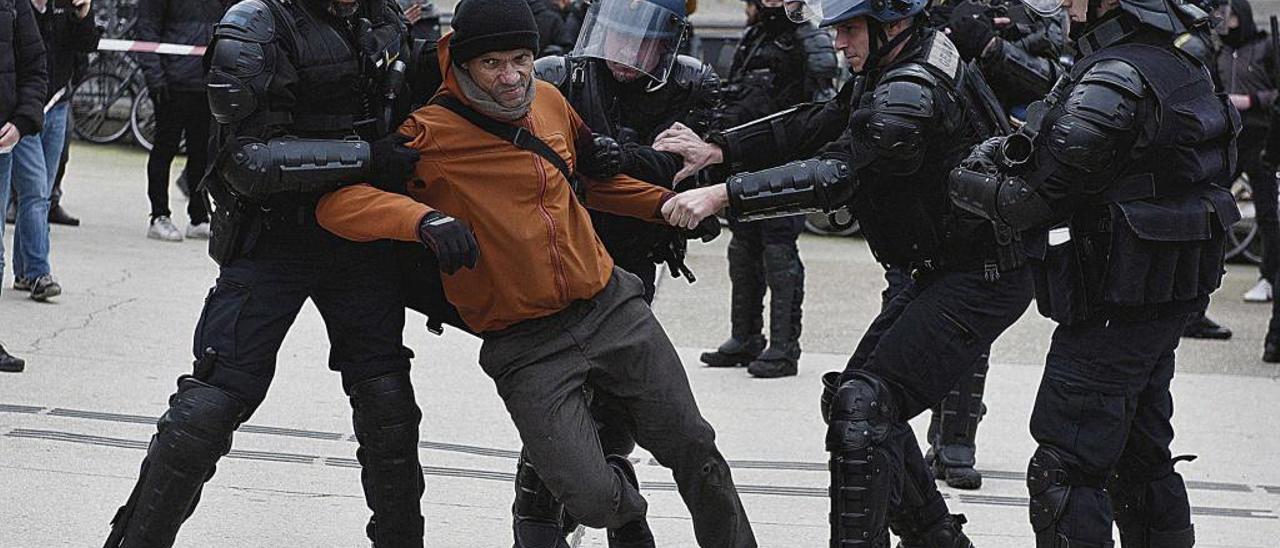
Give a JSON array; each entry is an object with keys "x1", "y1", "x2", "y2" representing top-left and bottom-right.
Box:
[{"x1": 859, "y1": 17, "x2": 917, "y2": 77}]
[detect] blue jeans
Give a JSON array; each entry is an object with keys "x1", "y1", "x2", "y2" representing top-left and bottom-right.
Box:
[{"x1": 0, "y1": 102, "x2": 67, "y2": 281}]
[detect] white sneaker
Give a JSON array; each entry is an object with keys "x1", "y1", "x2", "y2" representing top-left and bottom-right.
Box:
[
  {"x1": 1244, "y1": 278, "x2": 1273, "y2": 303},
  {"x1": 147, "y1": 216, "x2": 184, "y2": 242},
  {"x1": 185, "y1": 222, "x2": 211, "y2": 240}
]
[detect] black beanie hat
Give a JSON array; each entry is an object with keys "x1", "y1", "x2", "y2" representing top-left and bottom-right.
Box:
[{"x1": 450, "y1": 0, "x2": 541, "y2": 65}]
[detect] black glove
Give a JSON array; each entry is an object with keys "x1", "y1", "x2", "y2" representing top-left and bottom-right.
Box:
[
  {"x1": 685, "y1": 215, "x2": 721, "y2": 243},
  {"x1": 369, "y1": 133, "x2": 422, "y2": 192},
  {"x1": 417, "y1": 211, "x2": 479, "y2": 275},
  {"x1": 579, "y1": 133, "x2": 626, "y2": 179},
  {"x1": 947, "y1": 1, "x2": 997, "y2": 61}
]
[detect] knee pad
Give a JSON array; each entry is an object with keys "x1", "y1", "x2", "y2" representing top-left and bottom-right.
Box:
[
  {"x1": 821, "y1": 371, "x2": 841, "y2": 424},
  {"x1": 826, "y1": 373, "x2": 895, "y2": 453},
  {"x1": 349, "y1": 372, "x2": 422, "y2": 455},
  {"x1": 514, "y1": 450, "x2": 564, "y2": 521},
  {"x1": 151, "y1": 376, "x2": 249, "y2": 468},
  {"x1": 827, "y1": 373, "x2": 895, "y2": 547},
  {"x1": 1028, "y1": 446, "x2": 1113, "y2": 548}
]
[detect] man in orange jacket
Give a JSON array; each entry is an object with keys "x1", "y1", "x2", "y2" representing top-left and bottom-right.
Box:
[{"x1": 315, "y1": 0, "x2": 757, "y2": 546}]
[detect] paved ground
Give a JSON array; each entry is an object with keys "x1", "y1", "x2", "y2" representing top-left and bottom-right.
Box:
[{"x1": 1, "y1": 143, "x2": 1278, "y2": 547}]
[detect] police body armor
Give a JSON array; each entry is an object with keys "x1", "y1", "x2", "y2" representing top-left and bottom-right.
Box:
[
  {"x1": 851, "y1": 33, "x2": 1016, "y2": 274},
  {"x1": 202, "y1": 0, "x2": 411, "y2": 265},
  {"x1": 721, "y1": 13, "x2": 838, "y2": 128},
  {"x1": 1029, "y1": 41, "x2": 1240, "y2": 324},
  {"x1": 535, "y1": 54, "x2": 720, "y2": 272}
]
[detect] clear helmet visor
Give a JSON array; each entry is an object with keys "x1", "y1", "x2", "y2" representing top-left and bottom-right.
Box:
[
  {"x1": 786, "y1": 0, "x2": 861, "y2": 26},
  {"x1": 1020, "y1": 0, "x2": 1064, "y2": 17},
  {"x1": 571, "y1": 0, "x2": 688, "y2": 84}
]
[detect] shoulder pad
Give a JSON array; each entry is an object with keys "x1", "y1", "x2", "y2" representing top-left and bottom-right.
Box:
[
  {"x1": 1174, "y1": 32, "x2": 1214, "y2": 67},
  {"x1": 881, "y1": 63, "x2": 941, "y2": 88},
  {"x1": 534, "y1": 55, "x2": 571, "y2": 88},
  {"x1": 216, "y1": 0, "x2": 276, "y2": 43},
  {"x1": 1078, "y1": 59, "x2": 1146, "y2": 98},
  {"x1": 669, "y1": 54, "x2": 717, "y2": 89},
  {"x1": 797, "y1": 24, "x2": 839, "y2": 78},
  {"x1": 873, "y1": 69, "x2": 936, "y2": 119},
  {"x1": 795, "y1": 23, "x2": 834, "y2": 53}
]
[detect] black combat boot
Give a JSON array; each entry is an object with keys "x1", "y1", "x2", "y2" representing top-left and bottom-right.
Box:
[
  {"x1": 1264, "y1": 331, "x2": 1280, "y2": 363},
  {"x1": 748, "y1": 245, "x2": 803, "y2": 378},
  {"x1": 0, "y1": 343, "x2": 25, "y2": 373},
  {"x1": 605, "y1": 455, "x2": 655, "y2": 548},
  {"x1": 48, "y1": 203, "x2": 81, "y2": 226},
  {"x1": 926, "y1": 357, "x2": 988, "y2": 489},
  {"x1": 1181, "y1": 312, "x2": 1231, "y2": 339},
  {"x1": 512, "y1": 451, "x2": 570, "y2": 548},
  {"x1": 702, "y1": 235, "x2": 766, "y2": 367}
]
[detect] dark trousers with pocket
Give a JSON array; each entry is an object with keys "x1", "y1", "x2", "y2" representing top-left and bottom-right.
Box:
[
  {"x1": 479, "y1": 268, "x2": 757, "y2": 548},
  {"x1": 1028, "y1": 312, "x2": 1194, "y2": 545}
]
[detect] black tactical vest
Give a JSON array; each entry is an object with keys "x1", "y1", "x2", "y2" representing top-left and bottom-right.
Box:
[
  {"x1": 1032, "y1": 42, "x2": 1241, "y2": 323},
  {"x1": 852, "y1": 34, "x2": 1013, "y2": 272}
]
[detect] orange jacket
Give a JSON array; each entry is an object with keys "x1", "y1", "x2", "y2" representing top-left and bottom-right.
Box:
[{"x1": 316, "y1": 34, "x2": 674, "y2": 333}]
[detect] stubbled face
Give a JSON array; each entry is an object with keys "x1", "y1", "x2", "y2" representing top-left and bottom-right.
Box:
[
  {"x1": 464, "y1": 49, "x2": 535, "y2": 108},
  {"x1": 833, "y1": 18, "x2": 871, "y2": 72}
]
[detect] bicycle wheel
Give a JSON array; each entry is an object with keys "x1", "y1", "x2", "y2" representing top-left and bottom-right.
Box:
[
  {"x1": 803, "y1": 210, "x2": 860, "y2": 236},
  {"x1": 71, "y1": 72, "x2": 135, "y2": 144},
  {"x1": 130, "y1": 87, "x2": 156, "y2": 151}
]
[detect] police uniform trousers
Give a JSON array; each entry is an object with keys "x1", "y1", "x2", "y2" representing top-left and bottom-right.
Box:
[
  {"x1": 841, "y1": 267, "x2": 1031, "y2": 516},
  {"x1": 195, "y1": 212, "x2": 413, "y2": 404},
  {"x1": 1029, "y1": 311, "x2": 1196, "y2": 544}
]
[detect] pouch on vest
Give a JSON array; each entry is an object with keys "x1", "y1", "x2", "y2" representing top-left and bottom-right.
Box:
[{"x1": 1101, "y1": 186, "x2": 1239, "y2": 307}]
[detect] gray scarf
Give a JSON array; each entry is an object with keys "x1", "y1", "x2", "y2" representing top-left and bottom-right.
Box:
[{"x1": 454, "y1": 67, "x2": 536, "y2": 122}]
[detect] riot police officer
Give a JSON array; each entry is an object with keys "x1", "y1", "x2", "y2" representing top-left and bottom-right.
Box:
[
  {"x1": 946, "y1": 0, "x2": 1239, "y2": 543},
  {"x1": 663, "y1": 0, "x2": 1034, "y2": 543},
  {"x1": 101, "y1": 0, "x2": 428, "y2": 545},
  {"x1": 698, "y1": 0, "x2": 838, "y2": 379},
  {"x1": 506, "y1": 1, "x2": 721, "y2": 545},
  {"x1": 921, "y1": 0, "x2": 1070, "y2": 492},
  {"x1": 536, "y1": 0, "x2": 720, "y2": 303}
]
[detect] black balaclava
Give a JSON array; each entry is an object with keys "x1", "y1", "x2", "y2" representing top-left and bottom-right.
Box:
[{"x1": 1223, "y1": 0, "x2": 1257, "y2": 48}]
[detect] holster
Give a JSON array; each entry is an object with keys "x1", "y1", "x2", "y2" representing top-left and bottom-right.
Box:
[{"x1": 205, "y1": 178, "x2": 255, "y2": 266}]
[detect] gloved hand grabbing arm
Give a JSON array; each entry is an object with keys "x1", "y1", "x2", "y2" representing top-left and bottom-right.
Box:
[
  {"x1": 579, "y1": 133, "x2": 626, "y2": 179},
  {"x1": 369, "y1": 133, "x2": 422, "y2": 192},
  {"x1": 417, "y1": 211, "x2": 479, "y2": 275}
]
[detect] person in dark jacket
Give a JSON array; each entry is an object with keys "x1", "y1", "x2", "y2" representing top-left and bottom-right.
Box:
[
  {"x1": 0, "y1": 0, "x2": 49, "y2": 301},
  {"x1": 135, "y1": 0, "x2": 226, "y2": 242},
  {"x1": 6, "y1": 0, "x2": 101, "y2": 303},
  {"x1": 529, "y1": 0, "x2": 572, "y2": 55}
]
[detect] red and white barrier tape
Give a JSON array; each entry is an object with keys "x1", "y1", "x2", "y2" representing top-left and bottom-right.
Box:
[{"x1": 98, "y1": 38, "x2": 206, "y2": 56}]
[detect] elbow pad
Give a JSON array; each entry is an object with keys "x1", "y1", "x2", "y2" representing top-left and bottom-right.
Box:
[
  {"x1": 223, "y1": 138, "x2": 373, "y2": 200},
  {"x1": 727, "y1": 158, "x2": 852, "y2": 222},
  {"x1": 949, "y1": 167, "x2": 1055, "y2": 230}
]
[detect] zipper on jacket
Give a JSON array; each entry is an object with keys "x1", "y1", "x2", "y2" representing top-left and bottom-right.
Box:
[{"x1": 523, "y1": 119, "x2": 571, "y2": 302}]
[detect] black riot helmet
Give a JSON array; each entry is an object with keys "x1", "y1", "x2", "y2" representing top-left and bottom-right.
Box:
[{"x1": 1021, "y1": 0, "x2": 1207, "y2": 33}]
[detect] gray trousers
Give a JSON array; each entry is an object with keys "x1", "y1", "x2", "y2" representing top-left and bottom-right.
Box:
[{"x1": 479, "y1": 269, "x2": 757, "y2": 548}]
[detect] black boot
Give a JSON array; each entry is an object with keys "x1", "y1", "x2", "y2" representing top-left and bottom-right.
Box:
[
  {"x1": 0, "y1": 343, "x2": 25, "y2": 373},
  {"x1": 349, "y1": 373, "x2": 425, "y2": 548},
  {"x1": 748, "y1": 244, "x2": 803, "y2": 379},
  {"x1": 1266, "y1": 341, "x2": 1280, "y2": 363},
  {"x1": 48, "y1": 203, "x2": 81, "y2": 226},
  {"x1": 103, "y1": 377, "x2": 247, "y2": 548},
  {"x1": 926, "y1": 356, "x2": 988, "y2": 490},
  {"x1": 512, "y1": 450, "x2": 570, "y2": 548},
  {"x1": 892, "y1": 513, "x2": 974, "y2": 548},
  {"x1": 1182, "y1": 313, "x2": 1231, "y2": 340},
  {"x1": 702, "y1": 234, "x2": 766, "y2": 367},
  {"x1": 605, "y1": 455, "x2": 654, "y2": 548}
]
